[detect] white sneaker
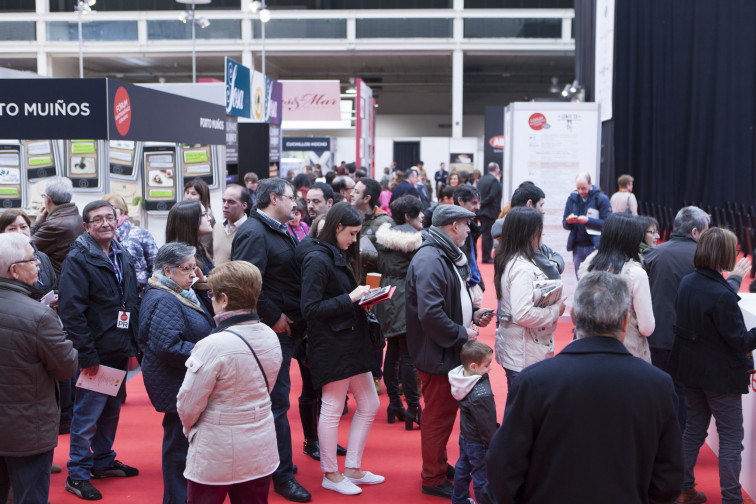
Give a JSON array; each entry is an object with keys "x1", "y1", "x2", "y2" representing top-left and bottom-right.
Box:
[
  {"x1": 344, "y1": 471, "x2": 385, "y2": 485},
  {"x1": 322, "y1": 475, "x2": 362, "y2": 495}
]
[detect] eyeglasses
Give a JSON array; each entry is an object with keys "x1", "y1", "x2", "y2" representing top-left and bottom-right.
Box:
[
  {"x1": 88, "y1": 215, "x2": 116, "y2": 225},
  {"x1": 201, "y1": 211, "x2": 209, "y2": 218},
  {"x1": 646, "y1": 229, "x2": 659, "y2": 235},
  {"x1": 277, "y1": 193, "x2": 296, "y2": 202},
  {"x1": 172, "y1": 265, "x2": 197, "y2": 274},
  {"x1": 7, "y1": 254, "x2": 39, "y2": 272}
]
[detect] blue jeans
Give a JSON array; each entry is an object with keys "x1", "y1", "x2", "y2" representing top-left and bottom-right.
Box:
[
  {"x1": 682, "y1": 387, "x2": 744, "y2": 504},
  {"x1": 452, "y1": 436, "x2": 488, "y2": 504},
  {"x1": 0, "y1": 450, "x2": 54, "y2": 504},
  {"x1": 572, "y1": 245, "x2": 595, "y2": 279},
  {"x1": 162, "y1": 412, "x2": 188, "y2": 504},
  {"x1": 272, "y1": 333, "x2": 295, "y2": 484},
  {"x1": 504, "y1": 368, "x2": 519, "y2": 393},
  {"x1": 67, "y1": 360, "x2": 128, "y2": 481}
]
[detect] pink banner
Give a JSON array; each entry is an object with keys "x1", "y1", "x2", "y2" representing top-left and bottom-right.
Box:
[{"x1": 281, "y1": 80, "x2": 341, "y2": 121}]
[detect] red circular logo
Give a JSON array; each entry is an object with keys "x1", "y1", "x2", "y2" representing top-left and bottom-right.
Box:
[
  {"x1": 528, "y1": 113, "x2": 547, "y2": 130},
  {"x1": 120, "y1": 312, "x2": 128, "y2": 321},
  {"x1": 113, "y1": 87, "x2": 131, "y2": 136}
]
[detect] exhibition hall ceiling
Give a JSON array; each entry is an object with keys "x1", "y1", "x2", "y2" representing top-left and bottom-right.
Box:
[{"x1": 0, "y1": 51, "x2": 574, "y2": 115}]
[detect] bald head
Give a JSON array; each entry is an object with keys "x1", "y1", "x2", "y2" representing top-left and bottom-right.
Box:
[{"x1": 576, "y1": 172, "x2": 592, "y2": 199}]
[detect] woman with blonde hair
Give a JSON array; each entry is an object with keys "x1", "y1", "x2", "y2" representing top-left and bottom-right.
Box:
[{"x1": 177, "y1": 261, "x2": 282, "y2": 504}]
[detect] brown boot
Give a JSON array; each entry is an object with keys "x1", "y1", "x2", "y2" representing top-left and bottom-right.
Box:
[{"x1": 675, "y1": 489, "x2": 706, "y2": 503}]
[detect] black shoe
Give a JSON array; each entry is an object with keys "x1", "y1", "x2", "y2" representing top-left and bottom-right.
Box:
[
  {"x1": 387, "y1": 402, "x2": 406, "y2": 424},
  {"x1": 421, "y1": 480, "x2": 453, "y2": 499},
  {"x1": 336, "y1": 444, "x2": 347, "y2": 456},
  {"x1": 405, "y1": 405, "x2": 422, "y2": 430},
  {"x1": 90, "y1": 460, "x2": 138, "y2": 479},
  {"x1": 65, "y1": 477, "x2": 102, "y2": 500},
  {"x1": 303, "y1": 439, "x2": 320, "y2": 461},
  {"x1": 445, "y1": 464, "x2": 455, "y2": 480},
  {"x1": 274, "y1": 478, "x2": 312, "y2": 503}
]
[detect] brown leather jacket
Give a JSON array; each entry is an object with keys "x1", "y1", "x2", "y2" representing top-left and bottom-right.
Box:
[
  {"x1": 0, "y1": 277, "x2": 77, "y2": 457},
  {"x1": 31, "y1": 203, "x2": 84, "y2": 276}
]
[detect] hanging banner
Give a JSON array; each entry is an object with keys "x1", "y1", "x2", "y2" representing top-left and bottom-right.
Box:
[
  {"x1": 266, "y1": 77, "x2": 283, "y2": 125},
  {"x1": 281, "y1": 80, "x2": 341, "y2": 121},
  {"x1": 107, "y1": 80, "x2": 227, "y2": 145},
  {"x1": 250, "y1": 71, "x2": 267, "y2": 122},
  {"x1": 0, "y1": 79, "x2": 108, "y2": 140},
  {"x1": 225, "y1": 57, "x2": 251, "y2": 118},
  {"x1": 484, "y1": 106, "x2": 505, "y2": 174}
]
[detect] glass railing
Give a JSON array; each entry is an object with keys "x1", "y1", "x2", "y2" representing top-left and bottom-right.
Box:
[
  {"x1": 147, "y1": 19, "x2": 241, "y2": 40},
  {"x1": 464, "y1": 18, "x2": 562, "y2": 38},
  {"x1": 47, "y1": 21, "x2": 138, "y2": 41},
  {"x1": 252, "y1": 18, "x2": 347, "y2": 39},
  {"x1": 0, "y1": 21, "x2": 35, "y2": 41},
  {"x1": 356, "y1": 18, "x2": 453, "y2": 38}
]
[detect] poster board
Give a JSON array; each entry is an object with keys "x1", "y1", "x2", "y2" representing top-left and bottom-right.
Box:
[
  {"x1": 22, "y1": 140, "x2": 59, "y2": 180},
  {"x1": 66, "y1": 139, "x2": 103, "y2": 191},
  {"x1": 505, "y1": 102, "x2": 601, "y2": 212},
  {"x1": 142, "y1": 144, "x2": 178, "y2": 213},
  {"x1": 108, "y1": 140, "x2": 140, "y2": 180},
  {"x1": 180, "y1": 144, "x2": 216, "y2": 188},
  {"x1": 0, "y1": 143, "x2": 23, "y2": 209}
]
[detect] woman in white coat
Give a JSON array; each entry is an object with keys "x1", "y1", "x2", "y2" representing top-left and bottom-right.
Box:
[
  {"x1": 578, "y1": 213, "x2": 655, "y2": 362},
  {"x1": 494, "y1": 207, "x2": 567, "y2": 390},
  {"x1": 177, "y1": 261, "x2": 282, "y2": 504}
]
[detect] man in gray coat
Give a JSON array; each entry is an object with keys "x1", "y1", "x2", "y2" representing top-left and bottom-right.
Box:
[
  {"x1": 406, "y1": 205, "x2": 495, "y2": 499},
  {"x1": 0, "y1": 233, "x2": 77, "y2": 504}
]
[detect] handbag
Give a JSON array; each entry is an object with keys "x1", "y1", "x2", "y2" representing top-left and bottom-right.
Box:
[
  {"x1": 366, "y1": 309, "x2": 385, "y2": 351},
  {"x1": 224, "y1": 328, "x2": 270, "y2": 392}
]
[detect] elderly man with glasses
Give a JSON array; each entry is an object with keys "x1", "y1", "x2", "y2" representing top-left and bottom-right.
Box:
[
  {"x1": 0, "y1": 232, "x2": 77, "y2": 504},
  {"x1": 58, "y1": 200, "x2": 141, "y2": 501}
]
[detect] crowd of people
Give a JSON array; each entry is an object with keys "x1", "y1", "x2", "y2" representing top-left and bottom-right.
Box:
[{"x1": 1, "y1": 165, "x2": 756, "y2": 504}]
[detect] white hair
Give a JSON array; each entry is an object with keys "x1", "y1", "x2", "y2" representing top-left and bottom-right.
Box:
[
  {"x1": 0, "y1": 232, "x2": 30, "y2": 277},
  {"x1": 44, "y1": 176, "x2": 74, "y2": 205}
]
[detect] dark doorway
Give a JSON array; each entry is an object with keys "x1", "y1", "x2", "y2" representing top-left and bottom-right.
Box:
[{"x1": 393, "y1": 141, "x2": 420, "y2": 172}]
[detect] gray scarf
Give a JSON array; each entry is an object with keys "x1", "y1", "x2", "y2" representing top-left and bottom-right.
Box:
[{"x1": 426, "y1": 226, "x2": 471, "y2": 283}]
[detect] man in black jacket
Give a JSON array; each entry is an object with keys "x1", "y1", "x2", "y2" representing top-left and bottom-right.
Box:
[
  {"x1": 406, "y1": 205, "x2": 494, "y2": 499},
  {"x1": 642, "y1": 205, "x2": 747, "y2": 434},
  {"x1": 59, "y1": 201, "x2": 140, "y2": 501},
  {"x1": 475, "y1": 162, "x2": 502, "y2": 263},
  {"x1": 231, "y1": 178, "x2": 311, "y2": 503},
  {"x1": 486, "y1": 271, "x2": 683, "y2": 504}
]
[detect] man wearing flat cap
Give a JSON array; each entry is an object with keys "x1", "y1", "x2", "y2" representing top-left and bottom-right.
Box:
[{"x1": 405, "y1": 204, "x2": 495, "y2": 499}]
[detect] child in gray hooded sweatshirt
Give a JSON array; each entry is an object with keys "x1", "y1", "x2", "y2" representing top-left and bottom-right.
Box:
[{"x1": 448, "y1": 340, "x2": 498, "y2": 504}]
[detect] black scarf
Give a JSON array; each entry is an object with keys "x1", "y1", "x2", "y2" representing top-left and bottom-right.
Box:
[{"x1": 426, "y1": 226, "x2": 471, "y2": 283}]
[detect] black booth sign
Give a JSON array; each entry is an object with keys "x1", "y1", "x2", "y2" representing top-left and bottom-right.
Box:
[
  {"x1": 0, "y1": 79, "x2": 227, "y2": 145},
  {"x1": 107, "y1": 80, "x2": 226, "y2": 145},
  {"x1": 0, "y1": 79, "x2": 108, "y2": 140}
]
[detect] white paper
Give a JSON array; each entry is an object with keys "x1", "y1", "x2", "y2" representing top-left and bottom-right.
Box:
[
  {"x1": 27, "y1": 141, "x2": 51, "y2": 155},
  {"x1": 149, "y1": 162, "x2": 174, "y2": 169},
  {"x1": 76, "y1": 365, "x2": 127, "y2": 396},
  {"x1": 186, "y1": 164, "x2": 211, "y2": 174},
  {"x1": 109, "y1": 150, "x2": 132, "y2": 162},
  {"x1": 0, "y1": 153, "x2": 19, "y2": 166},
  {"x1": 40, "y1": 290, "x2": 57, "y2": 306},
  {"x1": 146, "y1": 154, "x2": 173, "y2": 164},
  {"x1": 0, "y1": 167, "x2": 21, "y2": 184}
]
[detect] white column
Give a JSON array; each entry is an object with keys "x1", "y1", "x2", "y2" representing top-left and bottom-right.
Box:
[
  {"x1": 36, "y1": 0, "x2": 47, "y2": 13},
  {"x1": 452, "y1": 48, "x2": 463, "y2": 138}
]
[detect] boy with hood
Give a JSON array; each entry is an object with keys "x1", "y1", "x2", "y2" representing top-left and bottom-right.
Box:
[{"x1": 448, "y1": 341, "x2": 497, "y2": 504}]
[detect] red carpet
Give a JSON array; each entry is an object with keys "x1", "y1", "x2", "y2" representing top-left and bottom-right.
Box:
[{"x1": 47, "y1": 261, "x2": 753, "y2": 503}]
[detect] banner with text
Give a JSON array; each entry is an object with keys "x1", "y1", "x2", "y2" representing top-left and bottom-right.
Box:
[
  {"x1": 281, "y1": 80, "x2": 341, "y2": 121},
  {"x1": 225, "y1": 57, "x2": 251, "y2": 118}
]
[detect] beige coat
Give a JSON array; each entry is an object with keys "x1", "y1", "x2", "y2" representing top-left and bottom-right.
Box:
[
  {"x1": 177, "y1": 319, "x2": 282, "y2": 485},
  {"x1": 578, "y1": 252, "x2": 655, "y2": 362},
  {"x1": 495, "y1": 256, "x2": 561, "y2": 372}
]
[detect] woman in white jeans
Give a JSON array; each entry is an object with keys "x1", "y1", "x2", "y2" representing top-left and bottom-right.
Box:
[{"x1": 296, "y1": 202, "x2": 384, "y2": 496}]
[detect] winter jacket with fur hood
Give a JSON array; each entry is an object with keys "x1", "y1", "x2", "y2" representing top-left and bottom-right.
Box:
[{"x1": 374, "y1": 222, "x2": 423, "y2": 338}]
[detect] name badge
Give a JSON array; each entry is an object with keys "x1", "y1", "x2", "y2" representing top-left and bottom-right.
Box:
[{"x1": 117, "y1": 311, "x2": 131, "y2": 330}]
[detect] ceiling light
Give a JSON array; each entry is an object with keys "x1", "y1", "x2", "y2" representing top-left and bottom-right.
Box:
[
  {"x1": 345, "y1": 87, "x2": 356, "y2": 95},
  {"x1": 549, "y1": 77, "x2": 560, "y2": 94},
  {"x1": 178, "y1": 11, "x2": 190, "y2": 22},
  {"x1": 561, "y1": 84, "x2": 570, "y2": 97},
  {"x1": 259, "y1": 8, "x2": 271, "y2": 23},
  {"x1": 249, "y1": 1, "x2": 262, "y2": 12},
  {"x1": 197, "y1": 17, "x2": 210, "y2": 28}
]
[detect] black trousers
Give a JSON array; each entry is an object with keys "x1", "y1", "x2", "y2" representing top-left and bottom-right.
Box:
[{"x1": 479, "y1": 215, "x2": 496, "y2": 262}]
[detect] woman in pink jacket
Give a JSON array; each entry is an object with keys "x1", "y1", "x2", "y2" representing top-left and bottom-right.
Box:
[{"x1": 177, "y1": 261, "x2": 282, "y2": 504}]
